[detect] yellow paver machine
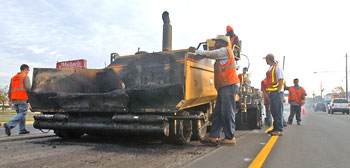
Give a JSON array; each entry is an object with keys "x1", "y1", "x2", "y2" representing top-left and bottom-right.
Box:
[{"x1": 30, "y1": 12, "x2": 262, "y2": 144}]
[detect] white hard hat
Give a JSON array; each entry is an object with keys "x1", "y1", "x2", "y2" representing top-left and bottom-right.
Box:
[{"x1": 212, "y1": 35, "x2": 230, "y2": 44}]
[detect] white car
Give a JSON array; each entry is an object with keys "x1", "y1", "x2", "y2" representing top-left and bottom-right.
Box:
[{"x1": 329, "y1": 98, "x2": 350, "y2": 115}]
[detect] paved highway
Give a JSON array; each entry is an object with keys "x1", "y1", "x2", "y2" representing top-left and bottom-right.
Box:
[
  {"x1": 1, "y1": 108, "x2": 350, "y2": 168},
  {"x1": 263, "y1": 110, "x2": 350, "y2": 168},
  {"x1": 186, "y1": 108, "x2": 350, "y2": 168}
]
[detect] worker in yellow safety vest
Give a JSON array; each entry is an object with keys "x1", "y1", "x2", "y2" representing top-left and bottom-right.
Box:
[
  {"x1": 189, "y1": 35, "x2": 240, "y2": 145},
  {"x1": 286, "y1": 78, "x2": 307, "y2": 125},
  {"x1": 4, "y1": 64, "x2": 31, "y2": 136},
  {"x1": 264, "y1": 54, "x2": 284, "y2": 136}
]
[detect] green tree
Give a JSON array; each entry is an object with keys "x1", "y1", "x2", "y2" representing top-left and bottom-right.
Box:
[{"x1": 0, "y1": 86, "x2": 9, "y2": 112}]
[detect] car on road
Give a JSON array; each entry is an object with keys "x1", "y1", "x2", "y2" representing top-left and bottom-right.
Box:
[
  {"x1": 314, "y1": 102, "x2": 326, "y2": 112},
  {"x1": 329, "y1": 98, "x2": 350, "y2": 115}
]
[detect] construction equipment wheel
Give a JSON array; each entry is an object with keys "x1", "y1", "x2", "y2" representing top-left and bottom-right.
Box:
[
  {"x1": 54, "y1": 129, "x2": 84, "y2": 139},
  {"x1": 169, "y1": 111, "x2": 192, "y2": 145},
  {"x1": 191, "y1": 111, "x2": 207, "y2": 141}
]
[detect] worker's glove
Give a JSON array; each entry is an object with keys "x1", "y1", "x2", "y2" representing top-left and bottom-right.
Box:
[{"x1": 188, "y1": 47, "x2": 196, "y2": 53}]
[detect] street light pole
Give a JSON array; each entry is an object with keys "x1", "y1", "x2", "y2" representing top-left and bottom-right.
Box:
[{"x1": 346, "y1": 53, "x2": 348, "y2": 101}]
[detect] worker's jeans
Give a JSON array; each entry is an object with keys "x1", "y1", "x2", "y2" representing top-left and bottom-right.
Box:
[
  {"x1": 6, "y1": 102, "x2": 28, "y2": 132},
  {"x1": 281, "y1": 94, "x2": 287, "y2": 126},
  {"x1": 210, "y1": 84, "x2": 237, "y2": 140},
  {"x1": 268, "y1": 91, "x2": 283, "y2": 132},
  {"x1": 264, "y1": 104, "x2": 272, "y2": 126},
  {"x1": 288, "y1": 105, "x2": 301, "y2": 122}
]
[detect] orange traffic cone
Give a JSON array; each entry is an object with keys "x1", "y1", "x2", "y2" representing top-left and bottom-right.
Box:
[{"x1": 302, "y1": 108, "x2": 306, "y2": 115}]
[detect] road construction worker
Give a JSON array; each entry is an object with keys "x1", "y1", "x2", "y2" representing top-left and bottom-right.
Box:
[
  {"x1": 189, "y1": 35, "x2": 240, "y2": 145},
  {"x1": 4, "y1": 64, "x2": 31, "y2": 136},
  {"x1": 264, "y1": 54, "x2": 284, "y2": 136},
  {"x1": 286, "y1": 78, "x2": 307, "y2": 125},
  {"x1": 226, "y1": 25, "x2": 240, "y2": 57},
  {"x1": 238, "y1": 67, "x2": 248, "y2": 84},
  {"x1": 261, "y1": 78, "x2": 272, "y2": 126}
]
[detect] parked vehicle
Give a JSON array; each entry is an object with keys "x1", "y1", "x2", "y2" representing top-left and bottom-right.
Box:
[
  {"x1": 329, "y1": 98, "x2": 350, "y2": 115},
  {"x1": 315, "y1": 102, "x2": 326, "y2": 112}
]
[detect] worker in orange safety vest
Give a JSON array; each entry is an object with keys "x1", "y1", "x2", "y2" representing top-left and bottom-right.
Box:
[
  {"x1": 285, "y1": 78, "x2": 307, "y2": 125},
  {"x1": 189, "y1": 35, "x2": 240, "y2": 145},
  {"x1": 226, "y1": 25, "x2": 240, "y2": 58},
  {"x1": 3, "y1": 64, "x2": 31, "y2": 136}
]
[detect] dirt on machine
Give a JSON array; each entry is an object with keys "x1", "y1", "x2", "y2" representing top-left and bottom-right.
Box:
[{"x1": 29, "y1": 11, "x2": 263, "y2": 145}]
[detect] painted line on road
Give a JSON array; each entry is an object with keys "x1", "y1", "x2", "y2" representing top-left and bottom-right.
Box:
[
  {"x1": 248, "y1": 126, "x2": 278, "y2": 168},
  {"x1": 264, "y1": 126, "x2": 273, "y2": 133},
  {"x1": 248, "y1": 135, "x2": 279, "y2": 168}
]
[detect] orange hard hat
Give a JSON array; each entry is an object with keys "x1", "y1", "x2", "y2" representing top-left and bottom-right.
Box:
[{"x1": 226, "y1": 25, "x2": 233, "y2": 32}]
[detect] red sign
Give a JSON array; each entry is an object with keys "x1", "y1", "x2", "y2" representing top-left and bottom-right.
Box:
[{"x1": 56, "y1": 59, "x2": 87, "y2": 69}]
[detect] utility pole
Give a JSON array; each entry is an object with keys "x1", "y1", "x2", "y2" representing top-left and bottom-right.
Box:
[
  {"x1": 320, "y1": 82, "x2": 324, "y2": 99},
  {"x1": 346, "y1": 53, "x2": 348, "y2": 101}
]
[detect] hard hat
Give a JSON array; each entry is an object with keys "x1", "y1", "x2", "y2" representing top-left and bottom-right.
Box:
[
  {"x1": 226, "y1": 25, "x2": 233, "y2": 32},
  {"x1": 263, "y1": 53, "x2": 275, "y2": 61},
  {"x1": 212, "y1": 35, "x2": 230, "y2": 44}
]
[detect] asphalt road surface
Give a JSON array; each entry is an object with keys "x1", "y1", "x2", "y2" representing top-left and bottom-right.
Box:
[
  {"x1": 185, "y1": 108, "x2": 350, "y2": 168},
  {"x1": 263, "y1": 109, "x2": 350, "y2": 168},
  {"x1": 1, "y1": 108, "x2": 349, "y2": 168}
]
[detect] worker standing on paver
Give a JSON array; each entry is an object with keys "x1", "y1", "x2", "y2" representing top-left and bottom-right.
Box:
[
  {"x1": 226, "y1": 25, "x2": 240, "y2": 57},
  {"x1": 286, "y1": 78, "x2": 307, "y2": 125},
  {"x1": 3, "y1": 64, "x2": 31, "y2": 136},
  {"x1": 261, "y1": 78, "x2": 272, "y2": 126},
  {"x1": 264, "y1": 54, "x2": 284, "y2": 136},
  {"x1": 238, "y1": 67, "x2": 248, "y2": 84},
  {"x1": 189, "y1": 35, "x2": 240, "y2": 145}
]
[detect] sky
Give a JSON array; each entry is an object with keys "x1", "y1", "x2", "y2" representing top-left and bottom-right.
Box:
[{"x1": 1, "y1": 0, "x2": 350, "y2": 97}]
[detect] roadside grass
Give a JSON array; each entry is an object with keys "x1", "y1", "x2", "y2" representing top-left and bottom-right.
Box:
[{"x1": 0, "y1": 118, "x2": 34, "y2": 122}]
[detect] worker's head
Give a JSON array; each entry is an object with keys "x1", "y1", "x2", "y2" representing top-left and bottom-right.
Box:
[
  {"x1": 264, "y1": 53, "x2": 276, "y2": 65},
  {"x1": 226, "y1": 25, "x2": 234, "y2": 37},
  {"x1": 212, "y1": 35, "x2": 229, "y2": 49},
  {"x1": 20, "y1": 64, "x2": 30, "y2": 75},
  {"x1": 293, "y1": 78, "x2": 299, "y2": 86},
  {"x1": 243, "y1": 67, "x2": 248, "y2": 73}
]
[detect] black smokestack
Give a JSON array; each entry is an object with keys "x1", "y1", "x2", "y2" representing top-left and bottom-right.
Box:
[{"x1": 162, "y1": 11, "x2": 172, "y2": 51}]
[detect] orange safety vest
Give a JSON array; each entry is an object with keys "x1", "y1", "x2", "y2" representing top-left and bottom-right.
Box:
[
  {"x1": 214, "y1": 46, "x2": 240, "y2": 89},
  {"x1": 266, "y1": 64, "x2": 279, "y2": 92},
  {"x1": 288, "y1": 86, "x2": 306, "y2": 106},
  {"x1": 10, "y1": 73, "x2": 28, "y2": 101}
]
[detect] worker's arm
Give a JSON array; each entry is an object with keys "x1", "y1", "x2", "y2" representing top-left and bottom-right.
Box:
[
  {"x1": 23, "y1": 76, "x2": 31, "y2": 90},
  {"x1": 189, "y1": 47, "x2": 229, "y2": 60},
  {"x1": 277, "y1": 79, "x2": 284, "y2": 92},
  {"x1": 8, "y1": 81, "x2": 11, "y2": 100}
]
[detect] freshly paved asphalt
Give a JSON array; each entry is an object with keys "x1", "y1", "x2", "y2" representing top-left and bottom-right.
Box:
[
  {"x1": 185, "y1": 108, "x2": 350, "y2": 168},
  {"x1": 2, "y1": 108, "x2": 350, "y2": 168}
]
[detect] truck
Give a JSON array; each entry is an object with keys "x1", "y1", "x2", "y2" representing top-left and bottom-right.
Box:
[{"x1": 30, "y1": 11, "x2": 262, "y2": 144}]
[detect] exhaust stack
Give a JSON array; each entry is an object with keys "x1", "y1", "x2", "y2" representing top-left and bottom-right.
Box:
[{"x1": 162, "y1": 11, "x2": 172, "y2": 51}]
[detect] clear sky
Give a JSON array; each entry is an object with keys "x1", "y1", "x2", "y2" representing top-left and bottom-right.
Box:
[{"x1": 1, "y1": 0, "x2": 349, "y2": 97}]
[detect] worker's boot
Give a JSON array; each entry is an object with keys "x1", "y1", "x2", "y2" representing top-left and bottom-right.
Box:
[
  {"x1": 271, "y1": 131, "x2": 284, "y2": 136},
  {"x1": 19, "y1": 129, "x2": 30, "y2": 135},
  {"x1": 297, "y1": 121, "x2": 301, "y2": 125},
  {"x1": 3, "y1": 123, "x2": 11, "y2": 136},
  {"x1": 283, "y1": 122, "x2": 287, "y2": 127},
  {"x1": 201, "y1": 137, "x2": 219, "y2": 145},
  {"x1": 220, "y1": 137, "x2": 236, "y2": 146}
]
